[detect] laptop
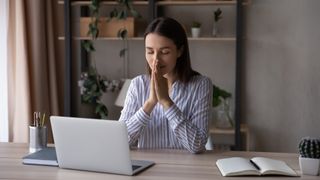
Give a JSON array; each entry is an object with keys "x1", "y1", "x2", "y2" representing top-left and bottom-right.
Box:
[{"x1": 50, "y1": 116, "x2": 154, "y2": 175}]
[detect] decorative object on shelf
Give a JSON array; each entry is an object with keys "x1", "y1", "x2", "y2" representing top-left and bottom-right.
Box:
[
  {"x1": 212, "y1": 84, "x2": 233, "y2": 129},
  {"x1": 298, "y1": 137, "x2": 320, "y2": 176},
  {"x1": 191, "y1": 21, "x2": 201, "y2": 38},
  {"x1": 115, "y1": 79, "x2": 131, "y2": 107},
  {"x1": 212, "y1": 8, "x2": 222, "y2": 37}
]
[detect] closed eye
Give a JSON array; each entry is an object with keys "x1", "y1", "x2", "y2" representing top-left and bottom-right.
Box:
[{"x1": 161, "y1": 50, "x2": 170, "y2": 55}]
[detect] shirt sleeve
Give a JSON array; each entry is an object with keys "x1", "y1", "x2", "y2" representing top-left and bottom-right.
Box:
[
  {"x1": 118, "y1": 78, "x2": 151, "y2": 145},
  {"x1": 165, "y1": 77, "x2": 213, "y2": 153}
]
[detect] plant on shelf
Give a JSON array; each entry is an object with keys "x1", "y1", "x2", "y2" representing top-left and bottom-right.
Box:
[
  {"x1": 212, "y1": 84, "x2": 231, "y2": 108},
  {"x1": 191, "y1": 21, "x2": 201, "y2": 38},
  {"x1": 80, "y1": 0, "x2": 109, "y2": 119},
  {"x1": 79, "y1": 67, "x2": 108, "y2": 119},
  {"x1": 298, "y1": 137, "x2": 320, "y2": 176},
  {"x1": 191, "y1": 21, "x2": 201, "y2": 28},
  {"x1": 212, "y1": 8, "x2": 222, "y2": 37},
  {"x1": 108, "y1": 0, "x2": 141, "y2": 58},
  {"x1": 212, "y1": 84, "x2": 233, "y2": 129},
  {"x1": 79, "y1": 0, "x2": 142, "y2": 119}
]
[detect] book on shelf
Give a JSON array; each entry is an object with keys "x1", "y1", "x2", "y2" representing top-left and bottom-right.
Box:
[
  {"x1": 22, "y1": 147, "x2": 58, "y2": 166},
  {"x1": 216, "y1": 157, "x2": 299, "y2": 177}
]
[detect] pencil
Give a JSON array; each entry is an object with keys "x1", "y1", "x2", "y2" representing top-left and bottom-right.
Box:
[{"x1": 41, "y1": 113, "x2": 46, "y2": 127}]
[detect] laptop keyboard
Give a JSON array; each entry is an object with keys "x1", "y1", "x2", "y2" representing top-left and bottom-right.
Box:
[{"x1": 132, "y1": 165, "x2": 141, "y2": 171}]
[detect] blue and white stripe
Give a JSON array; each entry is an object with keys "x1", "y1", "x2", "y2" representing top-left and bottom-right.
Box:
[{"x1": 119, "y1": 74, "x2": 213, "y2": 153}]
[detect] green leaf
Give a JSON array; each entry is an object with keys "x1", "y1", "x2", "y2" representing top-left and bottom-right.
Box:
[
  {"x1": 212, "y1": 84, "x2": 231, "y2": 107},
  {"x1": 119, "y1": 48, "x2": 127, "y2": 58},
  {"x1": 130, "y1": 9, "x2": 141, "y2": 18},
  {"x1": 81, "y1": 40, "x2": 95, "y2": 52},
  {"x1": 109, "y1": 8, "x2": 118, "y2": 19}
]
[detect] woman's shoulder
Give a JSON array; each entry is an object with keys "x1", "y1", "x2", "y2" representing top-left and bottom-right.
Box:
[
  {"x1": 189, "y1": 75, "x2": 212, "y2": 86},
  {"x1": 131, "y1": 74, "x2": 150, "y2": 86}
]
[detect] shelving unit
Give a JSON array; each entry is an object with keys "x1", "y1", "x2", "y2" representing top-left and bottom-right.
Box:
[
  {"x1": 156, "y1": 0, "x2": 237, "y2": 6},
  {"x1": 60, "y1": 0, "x2": 244, "y2": 150}
]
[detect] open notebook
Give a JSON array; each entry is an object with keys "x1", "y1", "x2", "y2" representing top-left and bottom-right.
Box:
[{"x1": 216, "y1": 157, "x2": 299, "y2": 177}]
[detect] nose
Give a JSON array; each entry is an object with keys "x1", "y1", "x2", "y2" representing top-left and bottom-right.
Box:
[{"x1": 153, "y1": 51, "x2": 160, "y2": 61}]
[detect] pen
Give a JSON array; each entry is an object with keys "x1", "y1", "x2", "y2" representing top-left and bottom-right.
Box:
[{"x1": 250, "y1": 159, "x2": 260, "y2": 170}]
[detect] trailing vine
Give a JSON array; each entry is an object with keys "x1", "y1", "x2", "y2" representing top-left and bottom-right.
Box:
[
  {"x1": 80, "y1": 0, "x2": 108, "y2": 119},
  {"x1": 79, "y1": 0, "x2": 141, "y2": 119}
]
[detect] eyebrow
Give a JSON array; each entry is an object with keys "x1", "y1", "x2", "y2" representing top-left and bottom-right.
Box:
[{"x1": 146, "y1": 47, "x2": 171, "y2": 50}]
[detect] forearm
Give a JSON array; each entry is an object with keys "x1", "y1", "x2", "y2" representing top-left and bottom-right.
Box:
[
  {"x1": 143, "y1": 100, "x2": 157, "y2": 115},
  {"x1": 120, "y1": 108, "x2": 151, "y2": 145},
  {"x1": 165, "y1": 105, "x2": 208, "y2": 153}
]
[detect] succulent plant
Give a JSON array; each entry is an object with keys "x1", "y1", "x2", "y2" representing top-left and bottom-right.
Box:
[{"x1": 298, "y1": 137, "x2": 320, "y2": 159}]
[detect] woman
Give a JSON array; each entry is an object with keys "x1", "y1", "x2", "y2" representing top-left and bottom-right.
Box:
[{"x1": 119, "y1": 17, "x2": 212, "y2": 153}]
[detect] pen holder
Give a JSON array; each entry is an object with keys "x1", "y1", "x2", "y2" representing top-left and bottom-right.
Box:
[{"x1": 29, "y1": 126, "x2": 47, "y2": 153}]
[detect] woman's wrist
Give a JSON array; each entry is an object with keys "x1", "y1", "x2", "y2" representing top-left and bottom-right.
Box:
[
  {"x1": 143, "y1": 100, "x2": 157, "y2": 115},
  {"x1": 160, "y1": 99, "x2": 174, "y2": 110}
]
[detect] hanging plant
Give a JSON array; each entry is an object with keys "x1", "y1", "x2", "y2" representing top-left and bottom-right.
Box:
[
  {"x1": 80, "y1": 0, "x2": 109, "y2": 119},
  {"x1": 79, "y1": 0, "x2": 142, "y2": 118}
]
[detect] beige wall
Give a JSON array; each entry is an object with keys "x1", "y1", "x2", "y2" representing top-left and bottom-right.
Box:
[{"x1": 243, "y1": 0, "x2": 320, "y2": 152}]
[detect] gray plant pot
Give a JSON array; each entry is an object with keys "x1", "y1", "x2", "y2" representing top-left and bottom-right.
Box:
[{"x1": 299, "y1": 156, "x2": 320, "y2": 176}]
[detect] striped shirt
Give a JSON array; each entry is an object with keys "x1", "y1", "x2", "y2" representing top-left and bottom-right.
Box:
[{"x1": 119, "y1": 74, "x2": 213, "y2": 153}]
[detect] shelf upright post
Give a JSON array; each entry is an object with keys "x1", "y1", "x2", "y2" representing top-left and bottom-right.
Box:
[
  {"x1": 148, "y1": 0, "x2": 156, "y2": 22},
  {"x1": 234, "y1": 0, "x2": 243, "y2": 150},
  {"x1": 64, "y1": 0, "x2": 72, "y2": 116}
]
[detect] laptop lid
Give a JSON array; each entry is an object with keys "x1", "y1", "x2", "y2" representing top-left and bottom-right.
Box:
[{"x1": 50, "y1": 116, "x2": 154, "y2": 175}]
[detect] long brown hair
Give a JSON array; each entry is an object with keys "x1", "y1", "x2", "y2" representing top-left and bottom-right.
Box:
[{"x1": 144, "y1": 17, "x2": 199, "y2": 83}]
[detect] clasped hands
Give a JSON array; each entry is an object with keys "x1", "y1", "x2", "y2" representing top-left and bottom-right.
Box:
[{"x1": 145, "y1": 60, "x2": 174, "y2": 111}]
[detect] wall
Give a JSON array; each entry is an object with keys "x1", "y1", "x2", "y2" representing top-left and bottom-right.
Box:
[{"x1": 244, "y1": 0, "x2": 320, "y2": 152}]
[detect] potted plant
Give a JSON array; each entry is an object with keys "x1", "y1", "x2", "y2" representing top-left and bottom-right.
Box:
[
  {"x1": 191, "y1": 21, "x2": 201, "y2": 38},
  {"x1": 212, "y1": 85, "x2": 233, "y2": 129},
  {"x1": 212, "y1": 8, "x2": 222, "y2": 37},
  {"x1": 298, "y1": 137, "x2": 320, "y2": 176},
  {"x1": 78, "y1": 67, "x2": 108, "y2": 119},
  {"x1": 80, "y1": 0, "x2": 141, "y2": 38}
]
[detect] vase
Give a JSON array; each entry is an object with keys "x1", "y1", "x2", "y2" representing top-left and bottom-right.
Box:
[
  {"x1": 212, "y1": 21, "x2": 219, "y2": 37},
  {"x1": 299, "y1": 156, "x2": 320, "y2": 176},
  {"x1": 215, "y1": 99, "x2": 233, "y2": 129},
  {"x1": 191, "y1": 27, "x2": 201, "y2": 38}
]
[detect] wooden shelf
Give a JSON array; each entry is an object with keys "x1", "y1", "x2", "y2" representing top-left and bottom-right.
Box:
[
  {"x1": 209, "y1": 124, "x2": 248, "y2": 135},
  {"x1": 58, "y1": 1, "x2": 149, "y2": 6},
  {"x1": 58, "y1": 36, "x2": 235, "y2": 41},
  {"x1": 209, "y1": 124, "x2": 250, "y2": 151},
  {"x1": 157, "y1": 0, "x2": 237, "y2": 6},
  {"x1": 58, "y1": 36, "x2": 144, "y2": 40},
  {"x1": 188, "y1": 37, "x2": 236, "y2": 41}
]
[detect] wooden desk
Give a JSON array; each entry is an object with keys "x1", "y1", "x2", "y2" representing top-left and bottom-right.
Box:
[{"x1": 0, "y1": 143, "x2": 316, "y2": 179}]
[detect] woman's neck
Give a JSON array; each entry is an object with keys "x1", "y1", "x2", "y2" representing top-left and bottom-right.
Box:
[{"x1": 164, "y1": 73, "x2": 177, "y2": 86}]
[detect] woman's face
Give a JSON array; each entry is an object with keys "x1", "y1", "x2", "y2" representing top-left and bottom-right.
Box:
[{"x1": 145, "y1": 33, "x2": 182, "y2": 78}]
